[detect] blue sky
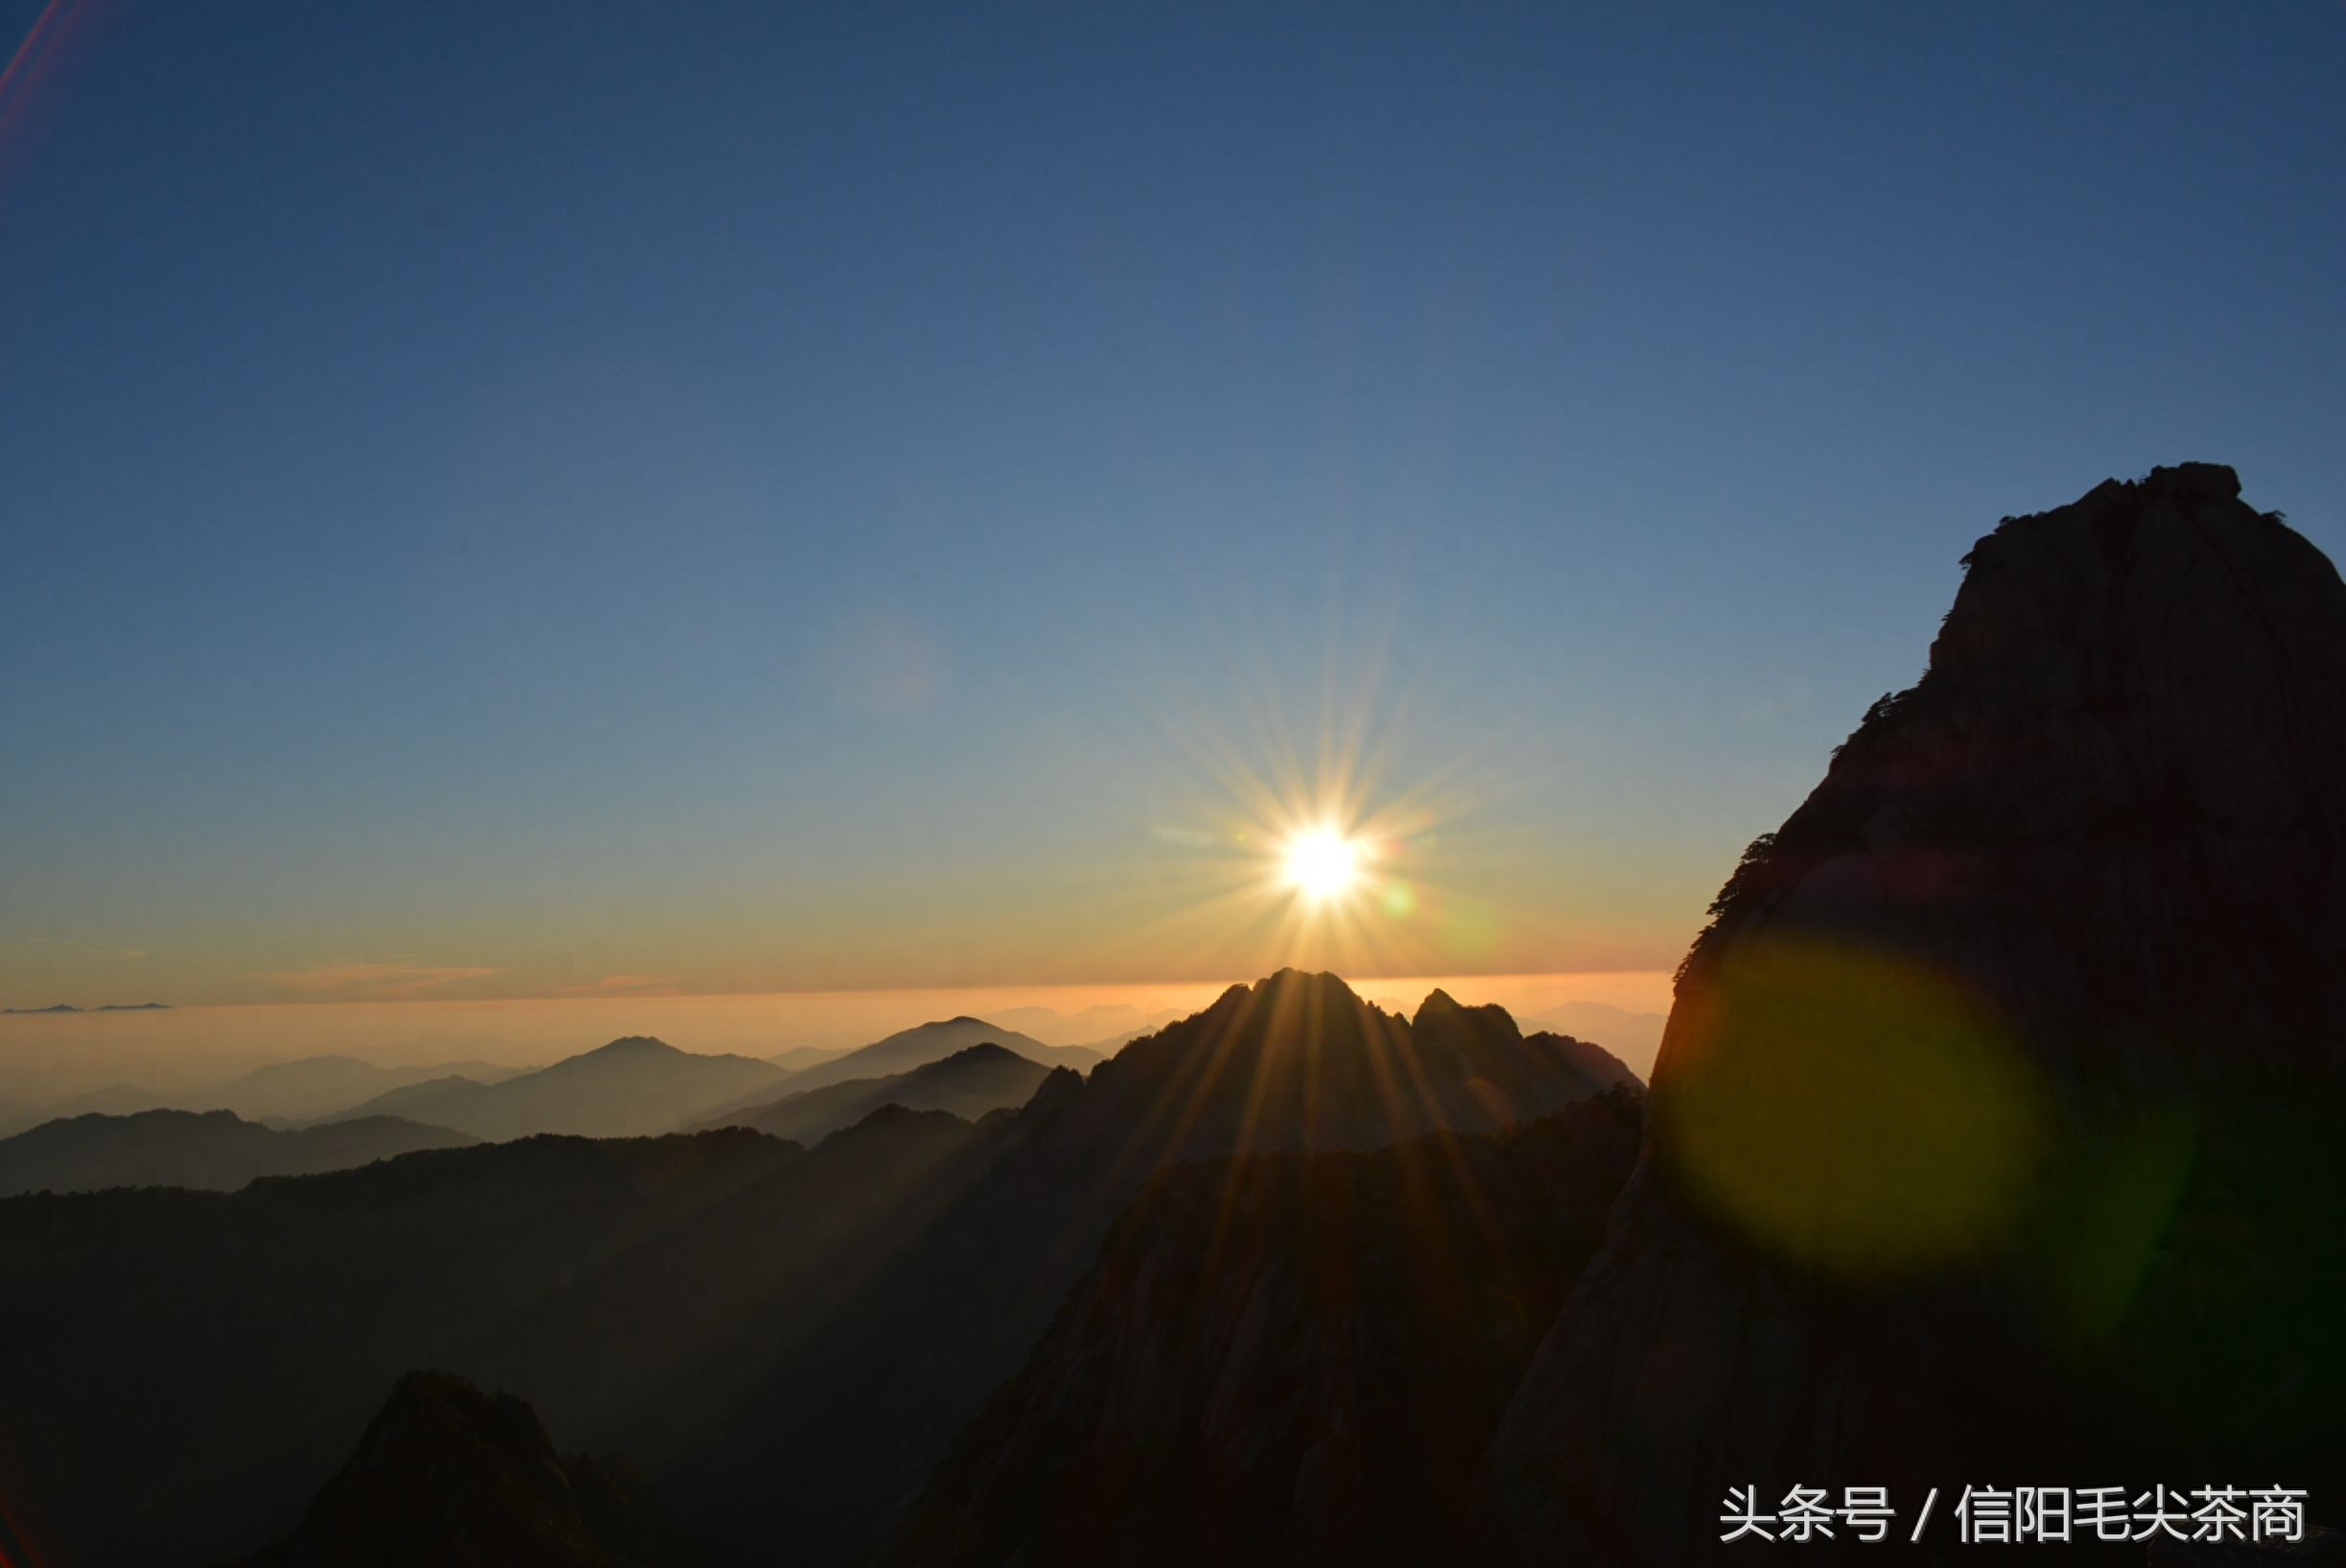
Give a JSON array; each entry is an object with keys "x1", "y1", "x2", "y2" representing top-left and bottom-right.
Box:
[{"x1": 3, "y1": 2, "x2": 2341, "y2": 1006}]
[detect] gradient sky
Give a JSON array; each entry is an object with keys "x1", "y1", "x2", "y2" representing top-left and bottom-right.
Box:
[{"x1": 3, "y1": 2, "x2": 2342, "y2": 1009}]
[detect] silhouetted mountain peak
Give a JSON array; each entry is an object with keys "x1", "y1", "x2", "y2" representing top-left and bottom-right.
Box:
[
  {"x1": 1489, "y1": 464, "x2": 2346, "y2": 1565},
  {"x1": 1076, "y1": 970, "x2": 1613, "y2": 1159},
  {"x1": 923, "y1": 1041, "x2": 1021, "y2": 1073},
  {"x1": 235, "y1": 1370, "x2": 690, "y2": 1567},
  {"x1": 2144, "y1": 458, "x2": 2240, "y2": 500},
  {"x1": 1024, "y1": 1065, "x2": 1086, "y2": 1115},
  {"x1": 579, "y1": 1035, "x2": 682, "y2": 1060},
  {"x1": 820, "y1": 1102, "x2": 975, "y2": 1155},
  {"x1": 1411, "y1": 987, "x2": 1520, "y2": 1041}
]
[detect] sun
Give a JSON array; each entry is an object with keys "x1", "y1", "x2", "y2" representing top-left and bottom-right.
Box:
[{"x1": 1281, "y1": 826, "x2": 1366, "y2": 902}]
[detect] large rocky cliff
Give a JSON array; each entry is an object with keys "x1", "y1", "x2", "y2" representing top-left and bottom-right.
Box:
[{"x1": 1483, "y1": 465, "x2": 2346, "y2": 1563}]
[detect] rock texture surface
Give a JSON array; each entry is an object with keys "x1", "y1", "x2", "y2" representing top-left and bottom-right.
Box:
[{"x1": 1484, "y1": 465, "x2": 2346, "y2": 1564}]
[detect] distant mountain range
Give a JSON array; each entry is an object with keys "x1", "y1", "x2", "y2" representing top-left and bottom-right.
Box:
[
  {"x1": 195, "y1": 1054, "x2": 529, "y2": 1124},
  {"x1": 0, "y1": 1083, "x2": 174, "y2": 1139},
  {"x1": 315, "y1": 1036, "x2": 786, "y2": 1140},
  {"x1": 0, "y1": 1001, "x2": 169, "y2": 1014},
  {"x1": 768, "y1": 1042, "x2": 853, "y2": 1073},
  {"x1": 0, "y1": 1019, "x2": 1102, "y2": 1151},
  {"x1": 986, "y1": 1003, "x2": 1185, "y2": 1049},
  {"x1": 0, "y1": 970, "x2": 1630, "y2": 1567},
  {"x1": 699, "y1": 1042, "x2": 1053, "y2": 1144},
  {"x1": 0, "y1": 1109, "x2": 477, "y2": 1197}
]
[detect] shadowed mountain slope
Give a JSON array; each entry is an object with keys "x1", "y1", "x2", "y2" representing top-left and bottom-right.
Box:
[
  {"x1": 0, "y1": 1109, "x2": 477, "y2": 1196},
  {"x1": 0, "y1": 1118, "x2": 997, "y2": 1567},
  {"x1": 319, "y1": 1037, "x2": 786, "y2": 1140},
  {"x1": 1484, "y1": 464, "x2": 2346, "y2": 1564},
  {"x1": 231, "y1": 1370, "x2": 692, "y2": 1568},
  {"x1": 882, "y1": 1088, "x2": 1643, "y2": 1568},
  {"x1": 660, "y1": 970, "x2": 1632, "y2": 1563},
  {"x1": 699, "y1": 1042, "x2": 1051, "y2": 1143}
]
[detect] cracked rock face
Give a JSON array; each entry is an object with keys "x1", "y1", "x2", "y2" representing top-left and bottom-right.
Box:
[{"x1": 1483, "y1": 466, "x2": 2346, "y2": 1565}]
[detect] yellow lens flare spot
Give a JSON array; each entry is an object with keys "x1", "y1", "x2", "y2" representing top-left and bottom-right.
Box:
[
  {"x1": 1281, "y1": 826, "x2": 1366, "y2": 902},
  {"x1": 1659, "y1": 936, "x2": 2048, "y2": 1281}
]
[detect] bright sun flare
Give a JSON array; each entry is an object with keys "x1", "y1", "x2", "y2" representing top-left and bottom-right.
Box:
[{"x1": 1281, "y1": 827, "x2": 1365, "y2": 901}]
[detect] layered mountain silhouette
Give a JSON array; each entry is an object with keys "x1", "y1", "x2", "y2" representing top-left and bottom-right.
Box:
[
  {"x1": 196, "y1": 1055, "x2": 528, "y2": 1124},
  {"x1": 0, "y1": 1109, "x2": 477, "y2": 1197},
  {"x1": 0, "y1": 1082, "x2": 174, "y2": 1138},
  {"x1": 882, "y1": 1088, "x2": 1644, "y2": 1568},
  {"x1": 989, "y1": 1003, "x2": 1186, "y2": 1049},
  {"x1": 316, "y1": 1037, "x2": 786, "y2": 1140},
  {"x1": 774, "y1": 1017, "x2": 1106, "y2": 1094},
  {"x1": 0, "y1": 973, "x2": 1621, "y2": 1567},
  {"x1": 698, "y1": 1042, "x2": 1051, "y2": 1143},
  {"x1": 767, "y1": 1043, "x2": 851, "y2": 1073},
  {"x1": 1484, "y1": 464, "x2": 2346, "y2": 1562},
  {"x1": 232, "y1": 1370, "x2": 692, "y2": 1568}
]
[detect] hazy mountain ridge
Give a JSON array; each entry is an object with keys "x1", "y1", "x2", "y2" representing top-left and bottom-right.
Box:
[
  {"x1": 0, "y1": 1109, "x2": 479, "y2": 1198},
  {"x1": 316, "y1": 1037, "x2": 786, "y2": 1141},
  {"x1": 987, "y1": 1003, "x2": 1185, "y2": 1049},
  {"x1": 0, "y1": 1058, "x2": 531, "y2": 1139},
  {"x1": 774, "y1": 1018, "x2": 1105, "y2": 1095},
  {"x1": 199, "y1": 1056, "x2": 528, "y2": 1124},
  {"x1": 698, "y1": 1042, "x2": 1052, "y2": 1144},
  {"x1": 0, "y1": 1082, "x2": 173, "y2": 1138}
]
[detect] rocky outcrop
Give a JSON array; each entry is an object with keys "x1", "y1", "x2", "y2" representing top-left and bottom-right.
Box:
[
  {"x1": 1485, "y1": 465, "x2": 2346, "y2": 1564},
  {"x1": 881, "y1": 1089, "x2": 1643, "y2": 1568},
  {"x1": 231, "y1": 1370, "x2": 692, "y2": 1567}
]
